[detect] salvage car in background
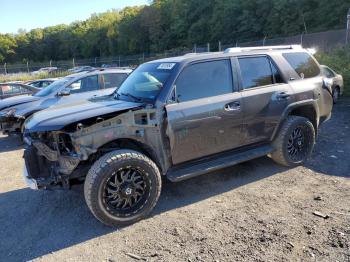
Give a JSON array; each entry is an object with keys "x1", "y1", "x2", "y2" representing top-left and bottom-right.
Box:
[
  {"x1": 320, "y1": 65, "x2": 344, "y2": 103},
  {"x1": 32, "y1": 67, "x2": 59, "y2": 75},
  {"x1": 0, "y1": 83, "x2": 39, "y2": 100},
  {"x1": 0, "y1": 68, "x2": 132, "y2": 135},
  {"x1": 68, "y1": 66, "x2": 96, "y2": 73},
  {"x1": 25, "y1": 78, "x2": 58, "y2": 89}
]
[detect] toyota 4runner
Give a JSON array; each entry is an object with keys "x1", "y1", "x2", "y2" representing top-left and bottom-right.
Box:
[{"x1": 22, "y1": 45, "x2": 333, "y2": 226}]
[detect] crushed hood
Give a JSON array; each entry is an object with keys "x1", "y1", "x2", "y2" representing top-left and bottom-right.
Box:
[
  {"x1": 0, "y1": 95, "x2": 40, "y2": 111},
  {"x1": 25, "y1": 98, "x2": 142, "y2": 132}
]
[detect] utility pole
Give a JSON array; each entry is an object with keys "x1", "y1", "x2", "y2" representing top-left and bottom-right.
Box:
[
  {"x1": 346, "y1": 8, "x2": 350, "y2": 44},
  {"x1": 301, "y1": 12, "x2": 308, "y2": 34}
]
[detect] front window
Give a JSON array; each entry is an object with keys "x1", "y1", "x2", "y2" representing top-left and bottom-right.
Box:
[
  {"x1": 115, "y1": 63, "x2": 175, "y2": 102},
  {"x1": 175, "y1": 60, "x2": 233, "y2": 102},
  {"x1": 34, "y1": 77, "x2": 74, "y2": 97},
  {"x1": 68, "y1": 75, "x2": 99, "y2": 94},
  {"x1": 103, "y1": 73, "x2": 128, "y2": 89}
]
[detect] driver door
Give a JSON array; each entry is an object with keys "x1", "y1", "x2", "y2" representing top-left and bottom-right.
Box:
[
  {"x1": 165, "y1": 59, "x2": 244, "y2": 165},
  {"x1": 59, "y1": 75, "x2": 103, "y2": 104}
]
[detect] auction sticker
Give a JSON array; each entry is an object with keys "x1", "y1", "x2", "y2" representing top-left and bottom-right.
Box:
[{"x1": 157, "y1": 63, "x2": 176, "y2": 70}]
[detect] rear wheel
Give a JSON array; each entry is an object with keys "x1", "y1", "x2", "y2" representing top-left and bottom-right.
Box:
[
  {"x1": 84, "y1": 149, "x2": 162, "y2": 227},
  {"x1": 271, "y1": 116, "x2": 315, "y2": 167}
]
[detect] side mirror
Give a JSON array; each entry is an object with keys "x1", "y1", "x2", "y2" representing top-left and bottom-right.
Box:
[
  {"x1": 322, "y1": 78, "x2": 333, "y2": 94},
  {"x1": 58, "y1": 88, "x2": 71, "y2": 96}
]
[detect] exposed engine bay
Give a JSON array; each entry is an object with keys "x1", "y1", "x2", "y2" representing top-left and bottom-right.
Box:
[{"x1": 23, "y1": 107, "x2": 169, "y2": 189}]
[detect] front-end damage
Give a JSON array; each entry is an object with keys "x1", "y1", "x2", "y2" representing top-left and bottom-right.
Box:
[
  {"x1": 0, "y1": 110, "x2": 24, "y2": 135},
  {"x1": 23, "y1": 107, "x2": 168, "y2": 189}
]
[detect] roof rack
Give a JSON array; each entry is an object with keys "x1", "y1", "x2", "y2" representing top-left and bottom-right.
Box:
[{"x1": 224, "y1": 45, "x2": 302, "y2": 53}]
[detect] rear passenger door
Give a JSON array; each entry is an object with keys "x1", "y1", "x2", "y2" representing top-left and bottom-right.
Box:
[
  {"x1": 165, "y1": 59, "x2": 244, "y2": 165},
  {"x1": 238, "y1": 55, "x2": 294, "y2": 145}
]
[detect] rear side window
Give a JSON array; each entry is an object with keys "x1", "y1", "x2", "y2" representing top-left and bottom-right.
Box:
[
  {"x1": 282, "y1": 52, "x2": 320, "y2": 78},
  {"x1": 2, "y1": 85, "x2": 21, "y2": 95},
  {"x1": 175, "y1": 60, "x2": 233, "y2": 102},
  {"x1": 103, "y1": 73, "x2": 128, "y2": 89},
  {"x1": 238, "y1": 56, "x2": 282, "y2": 89}
]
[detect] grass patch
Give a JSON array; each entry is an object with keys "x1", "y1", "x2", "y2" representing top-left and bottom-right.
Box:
[
  {"x1": 0, "y1": 71, "x2": 71, "y2": 83},
  {"x1": 316, "y1": 46, "x2": 350, "y2": 96}
]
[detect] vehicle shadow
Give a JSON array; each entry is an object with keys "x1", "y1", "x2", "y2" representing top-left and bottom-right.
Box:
[
  {"x1": 0, "y1": 135, "x2": 23, "y2": 153},
  {"x1": 0, "y1": 157, "x2": 286, "y2": 261},
  {"x1": 305, "y1": 98, "x2": 350, "y2": 178}
]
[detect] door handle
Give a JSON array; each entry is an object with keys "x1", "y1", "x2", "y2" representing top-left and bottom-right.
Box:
[
  {"x1": 276, "y1": 92, "x2": 290, "y2": 100},
  {"x1": 224, "y1": 101, "x2": 241, "y2": 111}
]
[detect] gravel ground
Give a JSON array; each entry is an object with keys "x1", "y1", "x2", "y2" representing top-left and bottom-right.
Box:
[{"x1": 0, "y1": 99, "x2": 349, "y2": 262}]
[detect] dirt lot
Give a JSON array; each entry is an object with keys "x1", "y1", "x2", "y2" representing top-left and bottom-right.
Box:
[{"x1": 0, "y1": 99, "x2": 349, "y2": 262}]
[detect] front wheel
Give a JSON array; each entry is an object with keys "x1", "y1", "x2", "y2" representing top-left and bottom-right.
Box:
[
  {"x1": 84, "y1": 150, "x2": 162, "y2": 227},
  {"x1": 270, "y1": 116, "x2": 315, "y2": 167}
]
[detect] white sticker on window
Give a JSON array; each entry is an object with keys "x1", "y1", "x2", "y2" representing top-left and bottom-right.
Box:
[{"x1": 157, "y1": 63, "x2": 176, "y2": 70}]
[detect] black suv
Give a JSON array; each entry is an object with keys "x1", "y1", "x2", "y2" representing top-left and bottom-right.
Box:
[{"x1": 22, "y1": 45, "x2": 333, "y2": 226}]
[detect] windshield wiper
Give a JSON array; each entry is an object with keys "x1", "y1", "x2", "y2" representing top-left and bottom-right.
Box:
[{"x1": 117, "y1": 92, "x2": 143, "y2": 102}]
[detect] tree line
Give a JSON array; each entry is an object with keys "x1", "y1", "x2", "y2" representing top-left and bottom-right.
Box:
[{"x1": 0, "y1": 0, "x2": 349, "y2": 63}]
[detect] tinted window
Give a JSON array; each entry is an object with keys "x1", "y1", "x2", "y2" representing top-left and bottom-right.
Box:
[
  {"x1": 116, "y1": 63, "x2": 174, "y2": 102},
  {"x1": 34, "y1": 77, "x2": 74, "y2": 97},
  {"x1": 283, "y1": 52, "x2": 320, "y2": 78},
  {"x1": 239, "y1": 56, "x2": 276, "y2": 89},
  {"x1": 103, "y1": 73, "x2": 128, "y2": 89},
  {"x1": 29, "y1": 81, "x2": 42, "y2": 87},
  {"x1": 175, "y1": 60, "x2": 233, "y2": 102},
  {"x1": 41, "y1": 81, "x2": 52, "y2": 88},
  {"x1": 68, "y1": 75, "x2": 99, "y2": 94}
]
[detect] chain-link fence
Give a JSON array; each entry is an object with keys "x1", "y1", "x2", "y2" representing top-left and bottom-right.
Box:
[{"x1": 1, "y1": 29, "x2": 348, "y2": 75}]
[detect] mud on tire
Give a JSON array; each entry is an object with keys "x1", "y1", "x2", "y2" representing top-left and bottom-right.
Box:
[
  {"x1": 271, "y1": 116, "x2": 315, "y2": 167},
  {"x1": 84, "y1": 149, "x2": 162, "y2": 227}
]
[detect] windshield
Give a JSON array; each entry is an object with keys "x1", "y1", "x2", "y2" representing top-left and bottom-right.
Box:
[
  {"x1": 115, "y1": 62, "x2": 176, "y2": 102},
  {"x1": 34, "y1": 77, "x2": 74, "y2": 97}
]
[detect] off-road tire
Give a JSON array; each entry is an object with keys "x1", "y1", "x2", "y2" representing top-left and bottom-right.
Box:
[
  {"x1": 270, "y1": 116, "x2": 315, "y2": 167},
  {"x1": 84, "y1": 149, "x2": 162, "y2": 227}
]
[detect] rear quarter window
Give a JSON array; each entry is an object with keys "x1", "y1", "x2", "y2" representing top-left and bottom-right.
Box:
[{"x1": 282, "y1": 52, "x2": 320, "y2": 79}]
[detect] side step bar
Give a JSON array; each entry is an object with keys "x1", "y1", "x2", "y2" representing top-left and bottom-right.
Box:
[{"x1": 166, "y1": 145, "x2": 273, "y2": 182}]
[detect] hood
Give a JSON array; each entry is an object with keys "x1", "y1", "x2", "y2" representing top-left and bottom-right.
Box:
[
  {"x1": 25, "y1": 98, "x2": 142, "y2": 132},
  {"x1": 0, "y1": 95, "x2": 40, "y2": 111}
]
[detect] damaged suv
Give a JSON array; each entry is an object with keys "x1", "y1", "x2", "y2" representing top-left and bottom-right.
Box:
[{"x1": 23, "y1": 46, "x2": 333, "y2": 226}]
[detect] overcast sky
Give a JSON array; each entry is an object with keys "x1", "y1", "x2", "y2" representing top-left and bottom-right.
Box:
[{"x1": 0, "y1": 0, "x2": 149, "y2": 34}]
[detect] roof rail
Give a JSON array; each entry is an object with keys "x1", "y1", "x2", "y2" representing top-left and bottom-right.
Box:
[{"x1": 224, "y1": 45, "x2": 302, "y2": 53}]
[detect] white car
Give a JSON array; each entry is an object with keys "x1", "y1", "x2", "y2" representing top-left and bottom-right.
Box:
[{"x1": 320, "y1": 65, "x2": 344, "y2": 104}]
